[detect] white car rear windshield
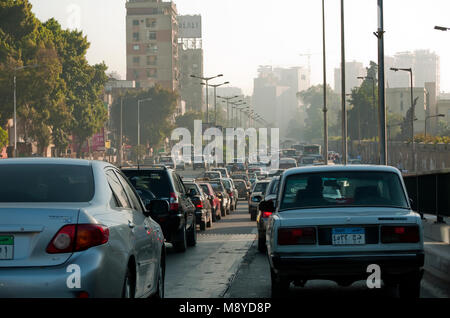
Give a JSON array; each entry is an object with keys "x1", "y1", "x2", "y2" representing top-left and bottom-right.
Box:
[
  {"x1": 280, "y1": 171, "x2": 409, "y2": 210},
  {"x1": 0, "y1": 164, "x2": 95, "y2": 202}
]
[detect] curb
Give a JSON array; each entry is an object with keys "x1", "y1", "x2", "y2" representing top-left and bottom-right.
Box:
[{"x1": 222, "y1": 238, "x2": 257, "y2": 298}]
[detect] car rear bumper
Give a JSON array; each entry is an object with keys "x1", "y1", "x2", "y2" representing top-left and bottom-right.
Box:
[
  {"x1": 157, "y1": 213, "x2": 184, "y2": 241},
  {"x1": 270, "y1": 251, "x2": 424, "y2": 278},
  {"x1": 0, "y1": 244, "x2": 125, "y2": 298}
]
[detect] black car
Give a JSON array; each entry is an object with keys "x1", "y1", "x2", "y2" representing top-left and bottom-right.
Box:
[
  {"x1": 184, "y1": 182, "x2": 213, "y2": 231},
  {"x1": 233, "y1": 179, "x2": 250, "y2": 200},
  {"x1": 122, "y1": 166, "x2": 197, "y2": 252}
]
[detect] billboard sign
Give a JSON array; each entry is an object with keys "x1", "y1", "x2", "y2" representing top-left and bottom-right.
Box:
[{"x1": 178, "y1": 15, "x2": 202, "y2": 38}]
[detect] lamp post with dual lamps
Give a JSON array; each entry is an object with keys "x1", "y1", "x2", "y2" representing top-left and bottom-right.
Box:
[
  {"x1": 230, "y1": 101, "x2": 246, "y2": 128},
  {"x1": 201, "y1": 81, "x2": 229, "y2": 126},
  {"x1": 190, "y1": 74, "x2": 223, "y2": 124},
  {"x1": 218, "y1": 95, "x2": 240, "y2": 127}
]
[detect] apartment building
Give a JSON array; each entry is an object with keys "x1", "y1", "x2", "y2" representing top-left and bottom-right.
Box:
[{"x1": 126, "y1": 0, "x2": 179, "y2": 91}]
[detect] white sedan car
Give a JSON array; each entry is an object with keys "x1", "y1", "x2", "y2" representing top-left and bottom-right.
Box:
[{"x1": 263, "y1": 165, "x2": 424, "y2": 298}]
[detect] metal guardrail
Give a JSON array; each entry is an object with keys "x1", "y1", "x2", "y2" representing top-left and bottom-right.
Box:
[{"x1": 403, "y1": 169, "x2": 450, "y2": 223}]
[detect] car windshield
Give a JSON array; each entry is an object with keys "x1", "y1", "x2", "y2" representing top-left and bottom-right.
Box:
[
  {"x1": 280, "y1": 171, "x2": 409, "y2": 211},
  {"x1": 221, "y1": 180, "x2": 232, "y2": 190},
  {"x1": 253, "y1": 182, "x2": 269, "y2": 193},
  {"x1": 205, "y1": 172, "x2": 220, "y2": 179},
  {"x1": 235, "y1": 181, "x2": 246, "y2": 189},
  {"x1": 185, "y1": 183, "x2": 200, "y2": 195},
  {"x1": 200, "y1": 184, "x2": 210, "y2": 194},
  {"x1": 0, "y1": 164, "x2": 95, "y2": 202},
  {"x1": 210, "y1": 182, "x2": 224, "y2": 192},
  {"x1": 123, "y1": 170, "x2": 170, "y2": 198}
]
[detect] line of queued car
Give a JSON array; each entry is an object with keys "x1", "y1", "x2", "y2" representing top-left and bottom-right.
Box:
[{"x1": 0, "y1": 157, "x2": 253, "y2": 299}]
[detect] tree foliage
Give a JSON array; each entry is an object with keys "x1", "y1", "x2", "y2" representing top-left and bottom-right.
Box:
[
  {"x1": 0, "y1": 0, "x2": 108, "y2": 156},
  {"x1": 297, "y1": 84, "x2": 341, "y2": 143},
  {"x1": 347, "y1": 62, "x2": 379, "y2": 141},
  {"x1": 110, "y1": 86, "x2": 178, "y2": 151}
]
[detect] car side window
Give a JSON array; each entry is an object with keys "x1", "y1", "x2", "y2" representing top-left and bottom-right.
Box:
[
  {"x1": 115, "y1": 171, "x2": 144, "y2": 213},
  {"x1": 178, "y1": 175, "x2": 187, "y2": 194},
  {"x1": 105, "y1": 170, "x2": 131, "y2": 209},
  {"x1": 172, "y1": 172, "x2": 184, "y2": 194}
]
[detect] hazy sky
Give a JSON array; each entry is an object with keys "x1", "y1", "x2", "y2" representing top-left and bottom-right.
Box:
[{"x1": 29, "y1": 0, "x2": 450, "y2": 95}]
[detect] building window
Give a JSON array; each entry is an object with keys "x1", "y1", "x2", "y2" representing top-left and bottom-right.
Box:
[
  {"x1": 133, "y1": 56, "x2": 140, "y2": 65},
  {"x1": 146, "y1": 43, "x2": 158, "y2": 53},
  {"x1": 133, "y1": 20, "x2": 139, "y2": 26},
  {"x1": 146, "y1": 18, "x2": 157, "y2": 28},
  {"x1": 148, "y1": 31, "x2": 157, "y2": 40},
  {"x1": 133, "y1": 45, "x2": 140, "y2": 51},
  {"x1": 147, "y1": 68, "x2": 157, "y2": 78},
  {"x1": 147, "y1": 55, "x2": 157, "y2": 66},
  {"x1": 133, "y1": 32, "x2": 140, "y2": 41}
]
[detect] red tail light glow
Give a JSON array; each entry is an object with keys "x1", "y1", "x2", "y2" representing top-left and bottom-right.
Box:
[
  {"x1": 169, "y1": 192, "x2": 179, "y2": 211},
  {"x1": 381, "y1": 225, "x2": 420, "y2": 243},
  {"x1": 262, "y1": 211, "x2": 273, "y2": 218},
  {"x1": 278, "y1": 227, "x2": 316, "y2": 245},
  {"x1": 47, "y1": 224, "x2": 109, "y2": 254}
]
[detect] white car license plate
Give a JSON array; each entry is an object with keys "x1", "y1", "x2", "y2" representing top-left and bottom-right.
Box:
[
  {"x1": 332, "y1": 228, "x2": 365, "y2": 245},
  {"x1": 0, "y1": 235, "x2": 14, "y2": 260}
]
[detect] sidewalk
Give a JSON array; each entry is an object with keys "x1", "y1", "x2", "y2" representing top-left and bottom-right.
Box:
[{"x1": 422, "y1": 214, "x2": 450, "y2": 297}]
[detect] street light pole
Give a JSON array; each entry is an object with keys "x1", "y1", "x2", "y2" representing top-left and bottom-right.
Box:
[
  {"x1": 218, "y1": 95, "x2": 239, "y2": 127},
  {"x1": 340, "y1": 0, "x2": 348, "y2": 165},
  {"x1": 191, "y1": 74, "x2": 224, "y2": 124},
  {"x1": 119, "y1": 96, "x2": 123, "y2": 165},
  {"x1": 137, "y1": 98, "x2": 152, "y2": 165},
  {"x1": 390, "y1": 67, "x2": 414, "y2": 172},
  {"x1": 375, "y1": 0, "x2": 387, "y2": 165},
  {"x1": 322, "y1": 0, "x2": 328, "y2": 165},
  {"x1": 203, "y1": 81, "x2": 229, "y2": 126}
]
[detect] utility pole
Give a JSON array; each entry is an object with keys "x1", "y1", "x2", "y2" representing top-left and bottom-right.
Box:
[
  {"x1": 119, "y1": 96, "x2": 123, "y2": 165},
  {"x1": 322, "y1": 0, "x2": 328, "y2": 165},
  {"x1": 375, "y1": 0, "x2": 387, "y2": 165},
  {"x1": 340, "y1": 0, "x2": 347, "y2": 164}
]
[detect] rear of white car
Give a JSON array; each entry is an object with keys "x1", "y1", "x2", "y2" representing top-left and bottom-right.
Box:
[{"x1": 266, "y1": 165, "x2": 424, "y2": 298}]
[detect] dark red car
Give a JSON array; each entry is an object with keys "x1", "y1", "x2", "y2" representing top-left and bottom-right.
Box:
[{"x1": 199, "y1": 182, "x2": 221, "y2": 221}]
